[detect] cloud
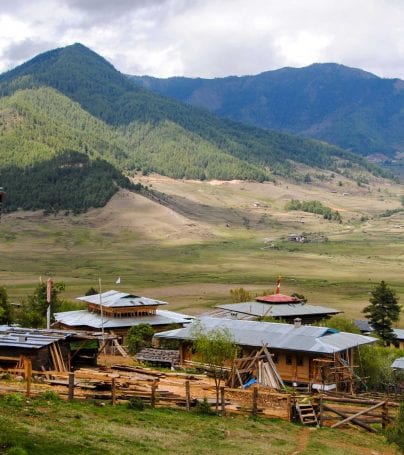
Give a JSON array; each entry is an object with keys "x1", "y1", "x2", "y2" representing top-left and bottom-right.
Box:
[{"x1": 0, "y1": 0, "x2": 404, "y2": 79}]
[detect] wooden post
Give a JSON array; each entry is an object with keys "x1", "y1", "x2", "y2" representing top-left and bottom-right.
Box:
[
  {"x1": 319, "y1": 396, "x2": 324, "y2": 427},
  {"x1": 252, "y1": 386, "x2": 258, "y2": 417},
  {"x1": 185, "y1": 380, "x2": 190, "y2": 411},
  {"x1": 25, "y1": 358, "x2": 32, "y2": 398},
  {"x1": 382, "y1": 401, "x2": 388, "y2": 430},
  {"x1": 111, "y1": 377, "x2": 116, "y2": 406},
  {"x1": 68, "y1": 372, "x2": 75, "y2": 401},
  {"x1": 151, "y1": 381, "x2": 157, "y2": 408},
  {"x1": 220, "y1": 387, "x2": 226, "y2": 416}
]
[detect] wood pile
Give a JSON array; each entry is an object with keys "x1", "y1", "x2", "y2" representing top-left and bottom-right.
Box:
[
  {"x1": 227, "y1": 345, "x2": 285, "y2": 390},
  {"x1": 135, "y1": 348, "x2": 180, "y2": 367}
]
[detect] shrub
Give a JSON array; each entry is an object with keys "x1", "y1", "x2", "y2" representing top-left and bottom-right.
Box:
[
  {"x1": 385, "y1": 402, "x2": 404, "y2": 452},
  {"x1": 194, "y1": 397, "x2": 215, "y2": 415},
  {"x1": 127, "y1": 397, "x2": 145, "y2": 410}
]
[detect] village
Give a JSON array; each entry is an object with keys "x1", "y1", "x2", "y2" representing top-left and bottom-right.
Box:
[{"x1": 0, "y1": 277, "x2": 402, "y2": 437}]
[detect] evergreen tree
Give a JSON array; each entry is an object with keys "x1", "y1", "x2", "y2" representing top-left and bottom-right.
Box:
[
  {"x1": 362, "y1": 281, "x2": 401, "y2": 345},
  {"x1": 18, "y1": 281, "x2": 66, "y2": 328},
  {"x1": 0, "y1": 286, "x2": 12, "y2": 324}
]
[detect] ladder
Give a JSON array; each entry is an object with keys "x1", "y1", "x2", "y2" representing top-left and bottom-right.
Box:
[{"x1": 295, "y1": 401, "x2": 319, "y2": 426}]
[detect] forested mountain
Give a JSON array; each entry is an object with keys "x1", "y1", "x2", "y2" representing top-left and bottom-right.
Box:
[
  {"x1": 0, "y1": 44, "x2": 388, "y2": 213},
  {"x1": 130, "y1": 64, "x2": 404, "y2": 158}
]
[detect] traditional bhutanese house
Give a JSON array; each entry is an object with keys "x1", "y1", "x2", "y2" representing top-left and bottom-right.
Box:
[
  {"x1": 53, "y1": 290, "x2": 193, "y2": 341},
  {"x1": 154, "y1": 317, "x2": 376, "y2": 391},
  {"x1": 0, "y1": 326, "x2": 99, "y2": 371},
  {"x1": 391, "y1": 329, "x2": 404, "y2": 349},
  {"x1": 211, "y1": 278, "x2": 341, "y2": 324},
  {"x1": 212, "y1": 292, "x2": 341, "y2": 324}
]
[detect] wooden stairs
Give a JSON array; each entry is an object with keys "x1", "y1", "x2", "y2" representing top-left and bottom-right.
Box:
[{"x1": 295, "y1": 401, "x2": 319, "y2": 426}]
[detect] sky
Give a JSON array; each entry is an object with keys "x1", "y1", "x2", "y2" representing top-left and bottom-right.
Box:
[{"x1": 0, "y1": 0, "x2": 404, "y2": 79}]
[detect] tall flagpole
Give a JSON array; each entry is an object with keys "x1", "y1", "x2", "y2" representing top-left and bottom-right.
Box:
[
  {"x1": 46, "y1": 277, "x2": 52, "y2": 329},
  {"x1": 98, "y1": 277, "x2": 105, "y2": 340}
]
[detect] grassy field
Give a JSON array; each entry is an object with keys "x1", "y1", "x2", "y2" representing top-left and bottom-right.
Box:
[
  {"x1": 0, "y1": 173, "x2": 403, "y2": 322},
  {"x1": 0, "y1": 394, "x2": 399, "y2": 455}
]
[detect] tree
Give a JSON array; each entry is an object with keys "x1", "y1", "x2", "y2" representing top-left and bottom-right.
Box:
[
  {"x1": 321, "y1": 315, "x2": 360, "y2": 334},
  {"x1": 192, "y1": 325, "x2": 238, "y2": 411},
  {"x1": 0, "y1": 286, "x2": 12, "y2": 325},
  {"x1": 362, "y1": 281, "x2": 401, "y2": 345},
  {"x1": 229, "y1": 287, "x2": 253, "y2": 303},
  {"x1": 126, "y1": 324, "x2": 155, "y2": 355},
  {"x1": 18, "y1": 281, "x2": 66, "y2": 328}
]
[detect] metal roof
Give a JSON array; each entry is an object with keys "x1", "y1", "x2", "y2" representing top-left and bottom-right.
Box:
[
  {"x1": 0, "y1": 326, "x2": 74, "y2": 349},
  {"x1": 215, "y1": 301, "x2": 341, "y2": 318},
  {"x1": 77, "y1": 290, "x2": 167, "y2": 308},
  {"x1": 393, "y1": 329, "x2": 404, "y2": 340},
  {"x1": 154, "y1": 317, "x2": 376, "y2": 354},
  {"x1": 354, "y1": 320, "x2": 373, "y2": 333},
  {"x1": 391, "y1": 357, "x2": 404, "y2": 370},
  {"x1": 54, "y1": 309, "x2": 193, "y2": 329}
]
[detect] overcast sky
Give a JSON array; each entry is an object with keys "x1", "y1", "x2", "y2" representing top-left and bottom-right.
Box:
[{"x1": 0, "y1": 0, "x2": 404, "y2": 79}]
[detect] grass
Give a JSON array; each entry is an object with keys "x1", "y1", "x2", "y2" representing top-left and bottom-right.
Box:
[
  {"x1": 0, "y1": 176, "x2": 403, "y2": 322},
  {"x1": 0, "y1": 394, "x2": 398, "y2": 455}
]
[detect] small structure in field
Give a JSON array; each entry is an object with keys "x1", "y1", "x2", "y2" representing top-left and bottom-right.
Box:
[
  {"x1": 154, "y1": 317, "x2": 376, "y2": 392},
  {"x1": 0, "y1": 325, "x2": 99, "y2": 371},
  {"x1": 53, "y1": 290, "x2": 193, "y2": 342}
]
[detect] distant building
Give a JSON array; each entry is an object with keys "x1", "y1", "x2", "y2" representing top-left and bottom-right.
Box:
[
  {"x1": 211, "y1": 284, "x2": 341, "y2": 324},
  {"x1": 53, "y1": 290, "x2": 193, "y2": 341}
]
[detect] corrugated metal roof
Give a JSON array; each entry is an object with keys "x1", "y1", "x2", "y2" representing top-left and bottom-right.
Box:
[
  {"x1": 54, "y1": 309, "x2": 193, "y2": 329},
  {"x1": 0, "y1": 326, "x2": 74, "y2": 349},
  {"x1": 77, "y1": 290, "x2": 167, "y2": 308},
  {"x1": 354, "y1": 320, "x2": 373, "y2": 333},
  {"x1": 154, "y1": 317, "x2": 376, "y2": 354},
  {"x1": 393, "y1": 329, "x2": 404, "y2": 340},
  {"x1": 216, "y1": 301, "x2": 340, "y2": 318},
  {"x1": 391, "y1": 357, "x2": 404, "y2": 370}
]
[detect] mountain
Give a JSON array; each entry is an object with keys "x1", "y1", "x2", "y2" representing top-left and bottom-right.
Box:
[
  {"x1": 0, "y1": 44, "x2": 388, "y2": 213},
  {"x1": 130, "y1": 64, "x2": 404, "y2": 158}
]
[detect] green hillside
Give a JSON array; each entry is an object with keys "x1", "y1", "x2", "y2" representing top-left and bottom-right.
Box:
[
  {"x1": 131, "y1": 64, "x2": 404, "y2": 158},
  {"x1": 0, "y1": 44, "x2": 390, "y2": 213}
]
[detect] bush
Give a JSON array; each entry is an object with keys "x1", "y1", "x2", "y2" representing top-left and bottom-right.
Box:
[
  {"x1": 194, "y1": 397, "x2": 215, "y2": 415},
  {"x1": 3, "y1": 393, "x2": 24, "y2": 405},
  {"x1": 6, "y1": 448, "x2": 28, "y2": 455},
  {"x1": 386, "y1": 402, "x2": 404, "y2": 452},
  {"x1": 127, "y1": 397, "x2": 145, "y2": 410},
  {"x1": 40, "y1": 390, "x2": 60, "y2": 402},
  {"x1": 126, "y1": 323, "x2": 155, "y2": 355},
  {"x1": 357, "y1": 345, "x2": 404, "y2": 392}
]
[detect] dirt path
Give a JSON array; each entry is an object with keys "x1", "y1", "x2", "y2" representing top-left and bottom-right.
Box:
[{"x1": 291, "y1": 427, "x2": 309, "y2": 455}]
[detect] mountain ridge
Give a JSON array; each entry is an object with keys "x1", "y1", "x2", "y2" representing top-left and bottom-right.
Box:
[
  {"x1": 130, "y1": 63, "x2": 404, "y2": 158},
  {"x1": 0, "y1": 44, "x2": 390, "y2": 213}
]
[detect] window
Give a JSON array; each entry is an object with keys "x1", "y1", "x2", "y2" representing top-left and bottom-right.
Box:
[
  {"x1": 273, "y1": 354, "x2": 279, "y2": 364},
  {"x1": 286, "y1": 355, "x2": 293, "y2": 365},
  {"x1": 297, "y1": 357, "x2": 304, "y2": 366}
]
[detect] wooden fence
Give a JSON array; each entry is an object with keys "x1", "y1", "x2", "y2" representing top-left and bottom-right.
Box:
[{"x1": 0, "y1": 356, "x2": 398, "y2": 432}]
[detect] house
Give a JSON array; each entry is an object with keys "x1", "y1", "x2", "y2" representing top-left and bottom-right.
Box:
[
  {"x1": 0, "y1": 325, "x2": 99, "y2": 371},
  {"x1": 392, "y1": 329, "x2": 404, "y2": 349},
  {"x1": 53, "y1": 290, "x2": 193, "y2": 341},
  {"x1": 154, "y1": 317, "x2": 376, "y2": 391},
  {"x1": 212, "y1": 286, "x2": 341, "y2": 324}
]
